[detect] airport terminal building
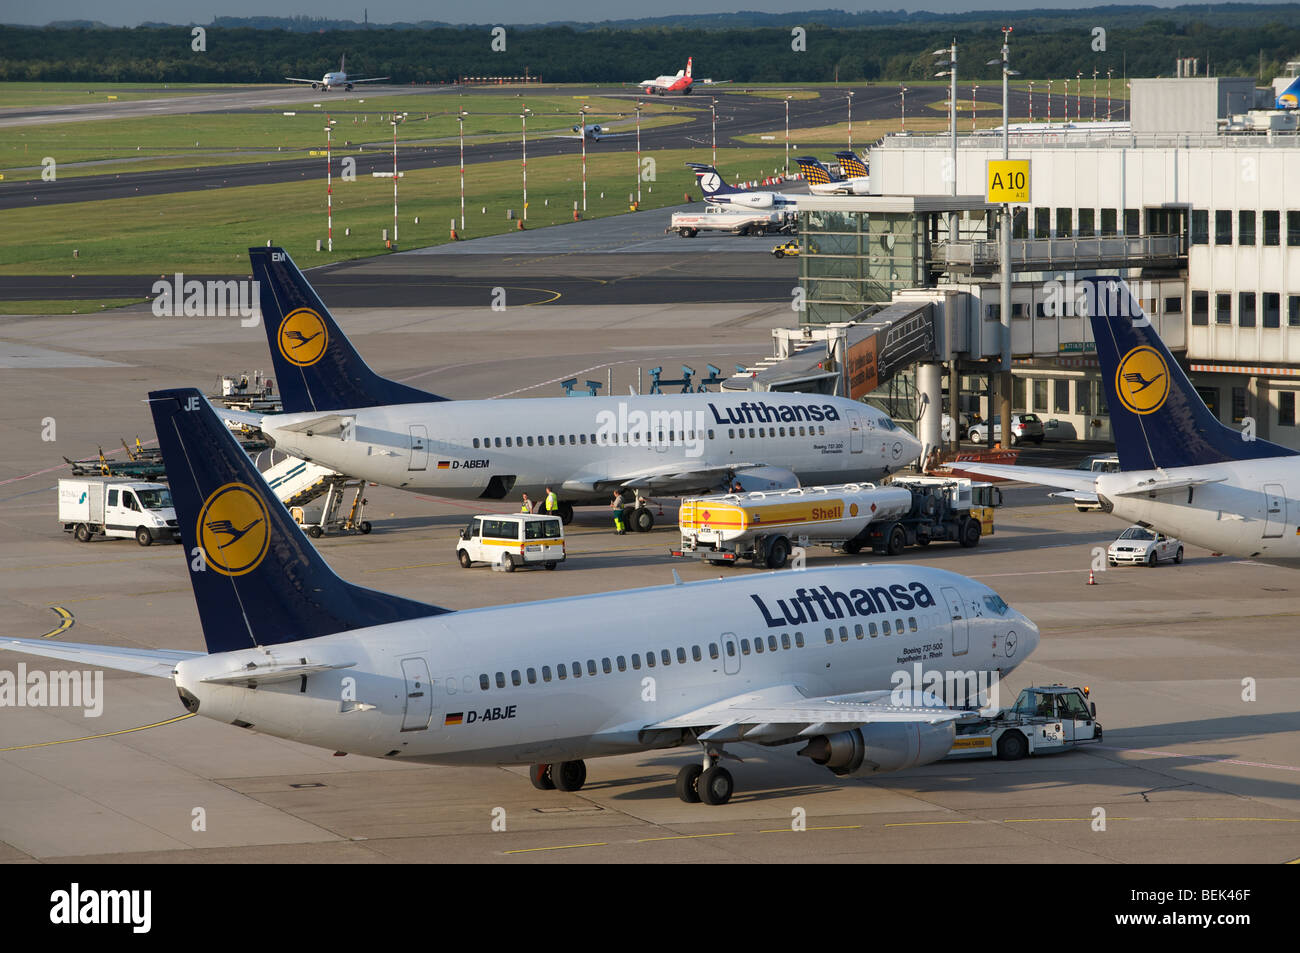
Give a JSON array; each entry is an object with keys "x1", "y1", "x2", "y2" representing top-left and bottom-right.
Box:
[{"x1": 783, "y1": 76, "x2": 1300, "y2": 450}]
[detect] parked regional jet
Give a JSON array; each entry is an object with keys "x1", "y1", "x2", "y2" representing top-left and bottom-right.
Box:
[
  {"x1": 795, "y1": 155, "x2": 870, "y2": 195},
  {"x1": 1, "y1": 389, "x2": 1037, "y2": 804},
  {"x1": 688, "y1": 163, "x2": 800, "y2": 211},
  {"x1": 239, "y1": 248, "x2": 919, "y2": 527},
  {"x1": 285, "y1": 54, "x2": 389, "y2": 91},
  {"x1": 961, "y1": 277, "x2": 1300, "y2": 567}
]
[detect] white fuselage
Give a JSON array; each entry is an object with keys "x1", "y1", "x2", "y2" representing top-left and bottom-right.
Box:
[
  {"x1": 262, "y1": 393, "x2": 920, "y2": 503},
  {"x1": 807, "y1": 176, "x2": 870, "y2": 196},
  {"x1": 1096, "y1": 457, "x2": 1300, "y2": 566},
  {"x1": 320, "y1": 71, "x2": 347, "y2": 89},
  {"x1": 172, "y1": 566, "x2": 1036, "y2": 765}
]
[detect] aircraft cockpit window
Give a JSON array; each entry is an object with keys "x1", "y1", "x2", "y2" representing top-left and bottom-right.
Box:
[{"x1": 983, "y1": 594, "x2": 1009, "y2": 615}]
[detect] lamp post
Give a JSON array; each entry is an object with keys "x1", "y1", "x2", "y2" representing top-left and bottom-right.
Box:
[
  {"x1": 579, "y1": 103, "x2": 590, "y2": 213},
  {"x1": 635, "y1": 101, "x2": 643, "y2": 207},
  {"x1": 457, "y1": 109, "x2": 468, "y2": 232},
  {"x1": 1076, "y1": 71, "x2": 1082, "y2": 119},
  {"x1": 972, "y1": 84, "x2": 979, "y2": 131},
  {"x1": 933, "y1": 40, "x2": 958, "y2": 199},
  {"x1": 1047, "y1": 79, "x2": 1052, "y2": 122},
  {"x1": 710, "y1": 98, "x2": 717, "y2": 167},
  {"x1": 1063, "y1": 78, "x2": 1068, "y2": 120},
  {"x1": 390, "y1": 114, "x2": 402, "y2": 250},
  {"x1": 1028, "y1": 80, "x2": 1033, "y2": 122},
  {"x1": 784, "y1": 95, "x2": 792, "y2": 175},
  {"x1": 325, "y1": 116, "x2": 334, "y2": 251},
  {"x1": 1092, "y1": 68, "x2": 1098, "y2": 120},
  {"x1": 1106, "y1": 69, "x2": 1113, "y2": 119},
  {"x1": 899, "y1": 84, "x2": 907, "y2": 131},
  {"x1": 847, "y1": 90, "x2": 854, "y2": 150},
  {"x1": 987, "y1": 25, "x2": 1018, "y2": 449},
  {"x1": 520, "y1": 107, "x2": 531, "y2": 222}
]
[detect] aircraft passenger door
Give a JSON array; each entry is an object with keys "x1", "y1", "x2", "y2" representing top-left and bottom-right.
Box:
[
  {"x1": 408, "y1": 425, "x2": 429, "y2": 471},
  {"x1": 721, "y1": 632, "x2": 741, "y2": 675},
  {"x1": 941, "y1": 586, "x2": 969, "y2": 656},
  {"x1": 1263, "y1": 484, "x2": 1286, "y2": 538},
  {"x1": 400, "y1": 657, "x2": 434, "y2": 731},
  {"x1": 848, "y1": 413, "x2": 864, "y2": 453}
]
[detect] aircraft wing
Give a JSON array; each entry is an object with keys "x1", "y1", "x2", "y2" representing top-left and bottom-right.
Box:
[
  {"x1": 950, "y1": 462, "x2": 1099, "y2": 493},
  {"x1": 564, "y1": 461, "x2": 799, "y2": 496},
  {"x1": 0, "y1": 638, "x2": 201, "y2": 678},
  {"x1": 649, "y1": 684, "x2": 970, "y2": 743},
  {"x1": 266, "y1": 413, "x2": 354, "y2": 437},
  {"x1": 284, "y1": 77, "x2": 318, "y2": 84},
  {"x1": 219, "y1": 407, "x2": 264, "y2": 430},
  {"x1": 350, "y1": 77, "x2": 390, "y2": 84},
  {"x1": 1109, "y1": 474, "x2": 1228, "y2": 496}
]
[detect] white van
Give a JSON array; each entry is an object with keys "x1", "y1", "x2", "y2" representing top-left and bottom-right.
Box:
[
  {"x1": 457, "y1": 514, "x2": 565, "y2": 571},
  {"x1": 58, "y1": 477, "x2": 181, "y2": 545}
]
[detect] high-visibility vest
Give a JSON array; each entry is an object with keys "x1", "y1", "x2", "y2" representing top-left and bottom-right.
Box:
[
  {"x1": 521, "y1": 501, "x2": 531, "y2": 512},
  {"x1": 545, "y1": 492, "x2": 558, "y2": 511}
]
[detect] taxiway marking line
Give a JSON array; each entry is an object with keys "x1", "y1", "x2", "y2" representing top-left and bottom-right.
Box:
[
  {"x1": 635, "y1": 832, "x2": 737, "y2": 842},
  {"x1": 0, "y1": 712, "x2": 195, "y2": 752},
  {"x1": 40, "y1": 605, "x2": 73, "y2": 639},
  {"x1": 503, "y1": 841, "x2": 607, "y2": 854}
]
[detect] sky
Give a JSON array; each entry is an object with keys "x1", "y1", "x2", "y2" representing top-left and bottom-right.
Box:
[{"x1": 5, "y1": 0, "x2": 1295, "y2": 28}]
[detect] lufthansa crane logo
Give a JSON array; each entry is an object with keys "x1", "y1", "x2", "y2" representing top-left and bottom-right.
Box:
[
  {"x1": 277, "y1": 307, "x2": 328, "y2": 367},
  {"x1": 197, "y1": 482, "x2": 270, "y2": 576},
  {"x1": 1115, "y1": 345, "x2": 1169, "y2": 415}
]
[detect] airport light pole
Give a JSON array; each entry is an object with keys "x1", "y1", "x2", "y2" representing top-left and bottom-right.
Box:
[
  {"x1": 390, "y1": 114, "x2": 402, "y2": 250},
  {"x1": 1092, "y1": 68, "x2": 1098, "y2": 120},
  {"x1": 711, "y1": 98, "x2": 717, "y2": 167},
  {"x1": 784, "y1": 95, "x2": 792, "y2": 175},
  {"x1": 900, "y1": 84, "x2": 907, "y2": 131},
  {"x1": 1028, "y1": 81, "x2": 1034, "y2": 121},
  {"x1": 520, "y1": 107, "x2": 531, "y2": 222},
  {"x1": 1076, "y1": 71, "x2": 1082, "y2": 119},
  {"x1": 458, "y1": 109, "x2": 468, "y2": 232},
  {"x1": 987, "y1": 26, "x2": 1018, "y2": 448},
  {"x1": 579, "y1": 104, "x2": 590, "y2": 213},
  {"x1": 635, "y1": 101, "x2": 643, "y2": 207},
  {"x1": 972, "y1": 84, "x2": 979, "y2": 132},
  {"x1": 847, "y1": 90, "x2": 854, "y2": 150},
  {"x1": 933, "y1": 41, "x2": 957, "y2": 197},
  {"x1": 1107, "y1": 69, "x2": 1113, "y2": 119},
  {"x1": 325, "y1": 116, "x2": 334, "y2": 252},
  {"x1": 1047, "y1": 79, "x2": 1052, "y2": 122},
  {"x1": 1063, "y1": 78, "x2": 1068, "y2": 120}
]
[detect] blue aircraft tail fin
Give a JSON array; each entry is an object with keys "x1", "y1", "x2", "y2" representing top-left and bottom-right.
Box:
[
  {"x1": 249, "y1": 247, "x2": 444, "y2": 413},
  {"x1": 794, "y1": 156, "x2": 839, "y2": 185},
  {"x1": 834, "y1": 150, "x2": 869, "y2": 178},
  {"x1": 1085, "y1": 277, "x2": 1296, "y2": 469},
  {"x1": 148, "y1": 387, "x2": 448, "y2": 654},
  {"x1": 1276, "y1": 75, "x2": 1300, "y2": 108},
  {"x1": 685, "y1": 162, "x2": 739, "y2": 197}
]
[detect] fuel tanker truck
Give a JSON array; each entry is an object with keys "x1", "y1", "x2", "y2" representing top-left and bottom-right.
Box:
[{"x1": 670, "y1": 483, "x2": 914, "y2": 569}]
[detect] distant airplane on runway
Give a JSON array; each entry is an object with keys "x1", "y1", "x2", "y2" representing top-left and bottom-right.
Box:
[
  {"x1": 285, "y1": 54, "x2": 389, "y2": 91},
  {"x1": 635, "y1": 57, "x2": 730, "y2": 96},
  {"x1": 556, "y1": 122, "x2": 632, "y2": 142}
]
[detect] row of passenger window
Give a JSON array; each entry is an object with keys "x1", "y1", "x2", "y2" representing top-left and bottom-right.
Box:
[
  {"x1": 471, "y1": 431, "x2": 718, "y2": 449},
  {"x1": 476, "y1": 615, "x2": 922, "y2": 691},
  {"x1": 727, "y1": 425, "x2": 826, "y2": 439},
  {"x1": 1190, "y1": 209, "x2": 1300, "y2": 247}
]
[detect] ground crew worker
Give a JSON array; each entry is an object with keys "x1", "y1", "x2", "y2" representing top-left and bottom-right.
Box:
[
  {"x1": 611, "y1": 493, "x2": 625, "y2": 535},
  {"x1": 520, "y1": 493, "x2": 533, "y2": 513},
  {"x1": 544, "y1": 487, "x2": 558, "y2": 515}
]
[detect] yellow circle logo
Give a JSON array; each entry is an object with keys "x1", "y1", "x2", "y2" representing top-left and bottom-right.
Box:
[
  {"x1": 1115, "y1": 346, "x2": 1169, "y2": 415},
  {"x1": 849, "y1": 503, "x2": 859, "y2": 517},
  {"x1": 197, "y1": 483, "x2": 270, "y2": 576},
  {"x1": 277, "y1": 308, "x2": 328, "y2": 367}
]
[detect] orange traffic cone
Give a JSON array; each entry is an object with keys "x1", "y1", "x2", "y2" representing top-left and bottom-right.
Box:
[{"x1": 1087, "y1": 569, "x2": 1098, "y2": 585}]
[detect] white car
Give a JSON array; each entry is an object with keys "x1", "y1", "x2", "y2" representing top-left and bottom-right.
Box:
[
  {"x1": 457, "y1": 513, "x2": 565, "y2": 571},
  {"x1": 1106, "y1": 526, "x2": 1183, "y2": 567}
]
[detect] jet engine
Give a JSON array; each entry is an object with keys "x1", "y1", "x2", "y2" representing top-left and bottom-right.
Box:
[{"x1": 797, "y1": 722, "x2": 955, "y2": 777}]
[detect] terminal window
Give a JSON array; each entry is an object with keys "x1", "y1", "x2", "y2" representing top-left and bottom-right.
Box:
[
  {"x1": 1191, "y1": 291, "x2": 1209, "y2": 326},
  {"x1": 1239, "y1": 211, "x2": 1256, "y2": 246},
  {"x1": 1216, "y1": 293, "x2": 1232, "y2": 324},
  {"x1": 1197, "y1": 387, "x2": 1220, "y2": 420},
  {"x1": 1280, "y1": 392, "x2": 1296, "y2": 428},
  {"x1": 1124, "y1": 209, "x2": 1139, "y2": 235},
  {"x1": 1291, "y1": 296, "x2": 1300, "y2": 326},
  {"x1": 1034, "y1": 208, "x2": 1050, "y2": 239},
  {"x1": 1239, "y1": 292, "x2": 1257, "y2": 328},
  {"x1": 1215, "y1": 210, "x2": 1232, "y2": 245},
  {"x1": 1264, "y1": 293, "x2": 1281, "y2": 329},
  {"x1": 1077, "y1": 208, "x2": 1095, "y2": 238},
  {"x1": 1165, "y1": 296, "x2": 1183, "y2": 314},
  {"x1": 1101, "y1": 208, "x2": 1118, "y2": 237},
  {"x1": 1055, "y1": 208, "x2": 1072, "y2": 237},
  {"x1": 1289, "y1": 211, "x2": 1300, "y2": 246},
  {"x1": 1054, "y1": 380, "x2": 1070, "y2": 414},
  {"x1": 1232, "y1": 387, "x2": 1248, "y2": 424},
  {"x1": 1191, "y1": 210, "x2": 1209, "y2": 244},
  {"x1": 1264, "y1": 210, "x2": 1280, "y2": 246}
]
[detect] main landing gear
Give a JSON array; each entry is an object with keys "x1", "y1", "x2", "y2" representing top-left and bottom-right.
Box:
[
  {"x1": 675, "y1": 745, "x2": 735, "y2": 805},
  {"x1": 529, "y1": 760, "x2": 587, "y2": 792}
]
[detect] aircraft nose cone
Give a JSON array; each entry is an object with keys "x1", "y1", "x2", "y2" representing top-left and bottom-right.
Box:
[{"x1": 1016, "y1": 610, "x2": 1041, "y2": 660}]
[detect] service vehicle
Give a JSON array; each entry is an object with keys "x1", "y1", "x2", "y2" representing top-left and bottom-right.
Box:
[
  {"x1": 862, "y1": 476, "x2": 999, "y2": 555},
  {"x1": 672, "y1": 483, "x2": 913, "y2": 568},
  {"x1": 771, "y1": 239, "x2": 800, "y2": 258},
  {"x1": 967, "y1": 413, "x2": 1045, "y2": 446},
  {"x1": 947, "y1": 685, "x2": 1102, "y2": 760},
  {"x1": 457, "y1": 513, "x2": 565, "y2": 571},
  {"x1": 669, "y1": 205, "x2": 794, "y2": 237},
  {"x1": 1106, "y1": 525, "x2": 1183, "y2": 566},
  {"x1": 58, "y1": 477, "x2": 181, "y2": 545},
  {"x1": 1056, "y1": 454, "x2": 1120, "y2": 511}
]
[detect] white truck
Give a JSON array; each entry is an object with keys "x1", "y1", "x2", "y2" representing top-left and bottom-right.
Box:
[
  {"x1": 668, "y1": 205, "x2": 795, "y2": 237},
  {"x1": 672, "y1": 483, "x2": 914, "y2": 569},
  {"x1": 947, "y1": 685, "x2": 1102, "y2": 761},
  {"x1": 58, "y1": 477, "x2": 181, "y2": 546}
]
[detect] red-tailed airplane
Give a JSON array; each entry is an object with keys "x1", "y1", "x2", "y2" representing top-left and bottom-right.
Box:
[{"x1": 637, "y1": 57, "x2": 727, "y2": 95}]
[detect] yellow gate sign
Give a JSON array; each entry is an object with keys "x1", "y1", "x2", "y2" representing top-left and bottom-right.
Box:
[{"x1": 986, "y1": 159, "x2": 1029, "y2": 203}]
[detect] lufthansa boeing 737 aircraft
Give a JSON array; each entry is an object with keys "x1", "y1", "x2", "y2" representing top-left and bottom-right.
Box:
[
  {"x1": 1, "y1": 389, "x2": 1037, "y2": 805},
  {"x1": 962, "y1": 277, "x2": 1300, "y2": 567},
  {"x1": 239, "y1": 248, "x2": 920, "y2": 525}
]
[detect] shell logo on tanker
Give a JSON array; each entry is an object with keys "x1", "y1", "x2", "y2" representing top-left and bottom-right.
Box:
[{"x1": 810, "y1": 505, "x2": 843, "y2": 521}]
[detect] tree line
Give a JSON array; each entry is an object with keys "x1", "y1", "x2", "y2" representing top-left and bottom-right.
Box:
[{"x1": 1, "y1": 17, "x2": 1298, "y2": 86}]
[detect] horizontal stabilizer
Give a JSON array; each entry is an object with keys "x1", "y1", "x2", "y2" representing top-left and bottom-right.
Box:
[
  {"x1": 0, "y1": 638, "x2": 202, "y2": 678},
  {"x1": 200, "y1": 659, "x2": 357, "y2": 686}
]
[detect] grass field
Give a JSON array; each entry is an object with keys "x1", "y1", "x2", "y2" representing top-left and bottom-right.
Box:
[
  {"x1": 0, "y1": 82, "x2": 238, "y2": 108},
  {"x1": 0, "y1": 298, "x2": 147, "y2": 315},
  {"x1": 742, "y1": 89, "x2": 820, "y2": 100},
  {"x1": 0, "y1": 146, "x2": 785, "y2": 278},
  {"x1": 0, "y1": 93, "x2": 691, "y2": 182}
]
